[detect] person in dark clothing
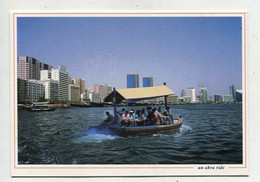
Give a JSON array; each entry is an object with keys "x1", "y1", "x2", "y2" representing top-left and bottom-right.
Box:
[{"x1": 103, "y1": 111, "x2": 114, "y2": 124}]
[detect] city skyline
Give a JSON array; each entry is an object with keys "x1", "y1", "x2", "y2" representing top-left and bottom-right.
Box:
[{"x1": 18, "y1": 17, "x2": 242, "y2": 96}]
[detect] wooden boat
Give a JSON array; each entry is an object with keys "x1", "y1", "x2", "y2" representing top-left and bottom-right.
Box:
[
  {"x1": 101, "y1": 83, "x2": 184, "y2": 137},
  {"x1": 107, "y1": 118, "x2": 183, "y2": 137}
]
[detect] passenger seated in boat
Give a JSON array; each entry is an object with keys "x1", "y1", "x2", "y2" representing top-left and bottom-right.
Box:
[
  {"x1": 135, "y1": 110, "x2": 146, "y2": 126},
  {"x1": 128, "y1": 110, "x2": 135, "y2": 127},
  {"x1": 115, "y1": 112, "x2": 122, "y2": 124},
  {"x1": 158, "y1": 107, "x2": 167, "y2": 125},
  {"x1": 146, "y1": 108, "x2": 158, "y2": 125},
  {"x1": 103, "y1": 112, "x2": 114, "y2": 124},
  {"x1": 141, "y1": 109, "x2": 147, "y2": 124},
  {"x1": 163, "y1": 107, "x2": 173, "y2": 124}
]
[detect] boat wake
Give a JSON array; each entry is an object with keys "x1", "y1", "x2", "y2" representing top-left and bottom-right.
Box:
[
  {"x1": 175, "y1": 125, "x2": 192, "y2": 137},
  {"x1": 72, "y1": 126, "x2": 120, "y2": 143}
]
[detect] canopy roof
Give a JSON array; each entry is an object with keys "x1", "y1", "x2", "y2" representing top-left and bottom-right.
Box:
[{"x1": 104, "y1": 85, "x2": 175, "y2": 103}]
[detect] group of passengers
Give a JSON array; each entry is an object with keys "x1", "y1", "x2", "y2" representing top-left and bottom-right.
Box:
[{"x1": 103, "y1": 107, "x2": 174, "y2": 127}]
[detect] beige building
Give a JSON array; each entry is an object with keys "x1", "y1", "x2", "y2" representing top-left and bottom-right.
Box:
[
  {"x1": 71, "y1": 78, "x2": 86, "y2": 94},
  {"x1": 69, "y1": 84, "x2": 80, "y2": 103}
]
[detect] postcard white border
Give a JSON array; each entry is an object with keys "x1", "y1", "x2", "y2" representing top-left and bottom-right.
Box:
[{"x1": 11, "y1": 11, "x2": 248, "y2": 176}]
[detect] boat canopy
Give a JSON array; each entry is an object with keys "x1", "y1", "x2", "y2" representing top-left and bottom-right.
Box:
[{"x1": 104, "y1": 85, "x2": 175, "y2": 103}]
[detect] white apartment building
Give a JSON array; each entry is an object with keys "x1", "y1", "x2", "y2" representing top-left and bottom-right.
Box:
[
  {"x1": 26, "y1": 80, "x2": 45, "y2": 102},
  {"x1": 188, "y1": 87, "x2": 197, "y2": 103},
  {"x1": 51, "y1": 65, "x2": 69, "y2": 101},
  {"x1": 42, "y1": 79, "x2": 59, "y2": 100}
]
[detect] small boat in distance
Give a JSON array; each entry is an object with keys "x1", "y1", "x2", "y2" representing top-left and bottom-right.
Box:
[
  {"x1": 28, "y1": 106, "x2": 57, "y2": 112},
  {"x1": 97, "y1": 83, "x2": 184, "y2": 137},
  {"x1": 27, "y1": 102, "x2": 57, "y2": 112}
]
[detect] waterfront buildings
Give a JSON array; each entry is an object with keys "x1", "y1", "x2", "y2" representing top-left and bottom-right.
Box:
[
  {"x1": 183, "y1": 96, "x2": 191, "y2": 103},
  {"x1": 167, "y1": 96, "x2": 179, "y2": 104},
  {"x1": 92, "y1": 84, "x2": 112, "y2": 102},
  {"x1": 199, "y1": 86, "x2": 208, "y2": 103},
  {"x1": 69, "y1": 84, "x2": 81, "y2": 103},
  {"x1": 17, "y1": 56, "x2": 52, "y2": 80},
  {"x1": 26, "y1": 80, "x2": 45, "y2": 102},
  {"x1": 127, "y1": 73, "x2": 139, "y2": 88},
  {"x1": 71, "y1": 78, "x2": 86, "y2": 94},
  {"x1": 188, "y1": 87, "x2": 197, "y2": 103},
  {"x1": 51, "y1": 65, "x2": 69, "y2": 101},
  {"x1": 142, "y1": 76, "x2": 153, "y2": 87},
  {"x1": 87, "y1": 92, "x2": 101, "y2": 103},
  {"x1": 223, "y1": 95, "x2": 233, "y2": 103},
  {"x1": 17, "y1": 78, "x2": 27, "y2": 103},
  {"x1": 214, "y1": 95, "x2": 223, "y2": 102},
  {"x1": 181, "y1": 89, "x2": 187, "y2": 98},
  {"x1": 42, "y1": 79, "x2": 59, "y2": 100}
]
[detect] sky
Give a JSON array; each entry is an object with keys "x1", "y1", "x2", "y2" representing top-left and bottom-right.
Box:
[{"x1": 17, "y1": 17, "x2": 242, "y2": 96}]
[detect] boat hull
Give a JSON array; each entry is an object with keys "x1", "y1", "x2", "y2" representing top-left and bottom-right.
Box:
[{"x1": 108, "y1": 118, "x2": 183, "y2": 137}]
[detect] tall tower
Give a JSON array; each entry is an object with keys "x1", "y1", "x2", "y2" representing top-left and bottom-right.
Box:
[
  {"x1": 127, "y1": 73, "x2": 139, "y2": 88},
  {"x1": 142, "y1": 76, "x2": 153, "y2": 87},
  {"x1": 188, "y1": 87, "x2": 197, "y2": 103},
  {"x1": 200, "y1": 86, "x2": 208, "y2": 103},
  {"x1": 229, "y1": 84, "x2": 236, "y2": 102}
]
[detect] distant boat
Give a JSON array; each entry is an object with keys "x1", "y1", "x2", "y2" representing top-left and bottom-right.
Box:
[
  {"x1": 27, "y1": 102, "x2": 57, "y2": 112},
  {"x1": 96, "y1": 84, "x2": 185, "y2": 137},
  {"x1": 27, "y1": 106, "x2": 57, "y2": 112}
]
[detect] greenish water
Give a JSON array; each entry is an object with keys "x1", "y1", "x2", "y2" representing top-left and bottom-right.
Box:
[{"x1": 18, "y1": 103, "x2": 242, "y2": 164}]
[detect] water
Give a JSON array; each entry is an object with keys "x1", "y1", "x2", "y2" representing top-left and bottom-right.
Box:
[{"x1": 18, "y1": 104, "x2": 242, "y2": 164}]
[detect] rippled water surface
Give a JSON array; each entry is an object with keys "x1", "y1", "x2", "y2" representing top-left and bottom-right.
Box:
[{"x1": 18, "y1": 104, "x2": 242, "y2": 164}]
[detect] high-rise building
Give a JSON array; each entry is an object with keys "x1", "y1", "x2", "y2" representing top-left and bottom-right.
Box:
[
  {"x1": 188, "y1": 87, "x2": 197, "y2": 103},
  {"x1": 92, "y1": 84, "x2": 112, "y2": 102},
  {"x1": 142, "y1": 76, "x2": 153, "y2": 87},
  {"x1": 229, "y1": 84, "x2": 237, "y2": 102},
  {"x1": 214, "y1": 95, "x2": 223, "y2": 102},
  {"x1": 17, "y1": 56, "x2": 52, "y2": 80},
  {"x1": 40, "y1": 70, "x2": 52, "y2": 80},
  {"x1": 26, "y1": 80, "x2": 45, "y2": 102},
  {"x1": 69, "y1": 84, "x2": 81, "y2": 103},
  {"x1": 199, "y1": 86, "x2": 208, "y2": 103},
  {"x1": 71, "y1": 78, "x2": 86, "y2": 94},
  {"x1": 181, "y1": 89, "x2": 186, "y2": 98},
  {"x1": 42, "y1": 79, "x2": 59, "y2": 100},
  {"x1": 17, "y1": 78, "x2": 27, "y2": 103},
  {"x1": 127, "y1": 73, "x2": 139, "y2": 88},
  {"x1": 51, "y1": 65, "x2": 69, "y2": 101}
]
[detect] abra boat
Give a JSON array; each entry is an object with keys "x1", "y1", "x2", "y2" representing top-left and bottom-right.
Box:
[{"x1": 100, "y1": 83, "x2": 184, "y2": 137}]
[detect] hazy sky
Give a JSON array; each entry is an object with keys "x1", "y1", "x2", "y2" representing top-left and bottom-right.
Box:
[{"x1": 17, "y1": 17, "x2": 242, "y2": 96}]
